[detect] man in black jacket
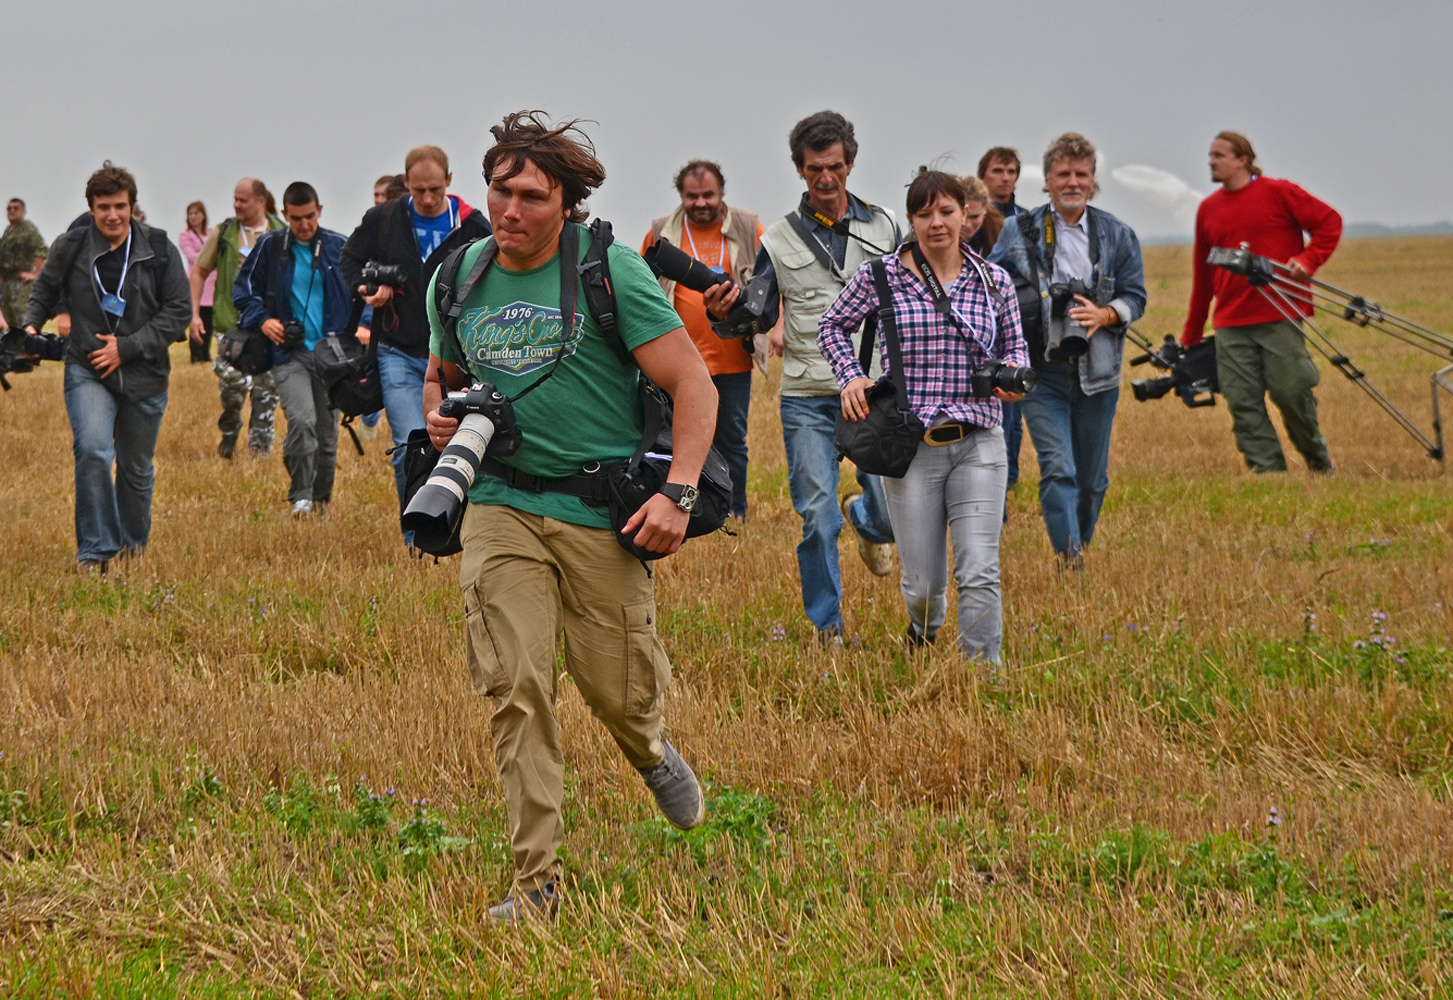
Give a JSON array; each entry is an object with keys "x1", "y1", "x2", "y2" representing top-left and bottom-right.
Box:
[
  {"x1": 340, "y1": 145, "x2": 491, "y2": 538},
  {"x1": 23, "y1": 162, "x2": 190, "y2": 571}
]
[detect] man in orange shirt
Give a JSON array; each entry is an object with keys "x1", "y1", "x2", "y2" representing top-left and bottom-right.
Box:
[{"x1": 643, "y1": 161, "x2": 763, "y2": 519}]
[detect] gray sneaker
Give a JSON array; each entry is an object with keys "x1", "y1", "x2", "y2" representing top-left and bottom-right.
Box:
[
  {"x1": 486, "y1": 879, "x2": 559, "y2": 924},
  {"x1": 637, "y1": 741, "x2": 705, "y2": 830}
]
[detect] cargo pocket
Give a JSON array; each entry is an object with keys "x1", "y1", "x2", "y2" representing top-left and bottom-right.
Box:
[
  {"x1": 622, "y1": 597, "x2": 666, "y2": 719},
  {"x1": 464, "y1": 582, "x2": 509, "y2": 699}
]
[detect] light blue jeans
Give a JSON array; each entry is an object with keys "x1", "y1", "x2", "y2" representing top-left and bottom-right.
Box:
[
  {"x1": 378, "y1": 342, "x2": 429, "y2": 538},
  {"x1": 63, "y1": 363, "x2": 168, "y2": 564},
  {"x1": 882, "y1": 430, "x2": 1007, "y2": 661},
  {"x1": 779, "y1": 394, "x2": 893, "y2": 633},
  {"x1": 1019, "y1": 361, "x2": 1120, "y2": 558}
]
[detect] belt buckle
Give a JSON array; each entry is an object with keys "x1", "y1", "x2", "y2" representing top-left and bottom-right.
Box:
[{"x1": 925, "y1": 423, "x2": 966, "y2": 447}]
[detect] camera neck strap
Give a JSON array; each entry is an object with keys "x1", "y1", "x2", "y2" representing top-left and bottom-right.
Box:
[
  {"x1": 1041, "y1": 206, "x2": 1100, "y2": 281},
  {"x1": 907, "y1": 242, "x2": 1003, "y2": 350},
  {"x1": 785, "y1": 195, "x2": 892, "y2": 284}
]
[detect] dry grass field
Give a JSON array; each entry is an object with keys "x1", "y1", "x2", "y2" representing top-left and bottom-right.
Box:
[{"x1": 2, "y1": 236, "x2": 1452, "y2": 998}]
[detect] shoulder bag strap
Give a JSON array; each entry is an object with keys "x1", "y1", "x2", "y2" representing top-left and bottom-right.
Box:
[
  {"x1": 867, "y1": 258, "x2": 910, "y2": 413},
  {"x1": 264, "y1": 230, "x2": 289, "y2": 319},
  {"x1": 784, "y1": 208, "x2": 844, "y2": 283}
]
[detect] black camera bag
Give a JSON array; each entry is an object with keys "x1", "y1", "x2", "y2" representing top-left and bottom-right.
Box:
[
  {"x1": 315, "y1": 297, "x2": 380, "y2": 417},
  {"x1": 217, "y1": 231, "x2": 291, "y2": 376},
  {"x1": 833, "y1": 258, "x2": 924, "y2": 478}
]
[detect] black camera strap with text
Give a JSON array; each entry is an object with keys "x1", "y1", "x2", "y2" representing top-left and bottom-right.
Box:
[{"x1": 907, "y1": 242, "x2": 1003, "y2": 352}]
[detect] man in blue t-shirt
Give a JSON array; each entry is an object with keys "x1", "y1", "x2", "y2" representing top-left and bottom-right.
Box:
[{"x1": 234, "y1": 182, "x2": 352, "y2": 515}]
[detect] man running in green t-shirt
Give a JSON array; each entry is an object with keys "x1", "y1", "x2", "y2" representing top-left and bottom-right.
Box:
[{"x1": 423, "y1": 111, "x2": 718, "y2": 924}]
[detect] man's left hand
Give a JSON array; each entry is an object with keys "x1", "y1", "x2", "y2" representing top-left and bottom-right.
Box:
[
  {"x1": 1068, "y1": 295, "x2": 1118, "y2": 336},
  {"x1": 89, "y1": 334, "x2": 122, "y2": 376},
  {"x1": 1285, "y1": 258, "x2": 1310, "y2": 281},
  {"x1": 622, "y1": 492, "x2": 690, "y2": 556},
  {"x1": 355, "y1": 325, "x2": 371, "y2": 345}
]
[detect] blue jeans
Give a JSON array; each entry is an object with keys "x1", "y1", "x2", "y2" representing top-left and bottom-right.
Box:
[
  {"x1": 378, "y1": 340, "x2": 429, "y2": 506},
  {"x1": 712, "y1": 371, "x2": 752, "y2": 518},
  {"x1": 1019, "y1": 362, "x2": 1119, "y2": 558},
  {"x1": 780, "y1": 394, "x2": 893, "y2": 632},
  {"x1": 63, "y1": 364, "x2": 168, "y2": 564}
]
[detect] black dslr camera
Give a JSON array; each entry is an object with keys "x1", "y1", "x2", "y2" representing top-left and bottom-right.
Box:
[
  {"x1": 970, "y1": 360, "x2": 1038, "y2": 399},
  {"x1": 282, "y1": 319, "x2": 306, "y2": 348},
  {"x1": 360, "y1": 261, "x2": 407, "y2": 296},
  {"x1": 1046, "y1": 277, "x2": 1095, "y2": 359},
  {"x1": 0, "y1": 329, "x2": 66, "y2": 390},
  {"x1": 1130, "y1": 334, "x2": 1219, "y2": 408},
  {"x1": 643, "y1": 238, "x2": 773, "y2": 338}
]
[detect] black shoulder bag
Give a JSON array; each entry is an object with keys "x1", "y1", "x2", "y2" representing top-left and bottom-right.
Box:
[
  {"x1": 218, "y1": 232, "x2": 288, "y2": 376},
  {"x1": 833, "y1": 258, "x2": 925, "y2": 478}
]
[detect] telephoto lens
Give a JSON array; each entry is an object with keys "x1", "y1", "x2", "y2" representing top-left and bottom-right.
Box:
[
  {"x1": 401, "y1": 401, "x2": 499, "y2": 554},
  {"x1": 643, "y1": 239, "x2": 734, "y2": 295}
]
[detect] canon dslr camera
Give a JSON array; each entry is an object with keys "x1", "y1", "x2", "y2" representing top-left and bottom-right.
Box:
[
  {"x1": 643, "y1": 238, "x2": 773, "y2": 338},
  {"x1": 401, "y1": 383, "x2": 523, "y2": 553},
  {"x1": 1046, "y1": 277, "x2": 1096, "y2": 359},
  {"x1": 970, "y1": 360, "x2": 1037, "y2": 399}
]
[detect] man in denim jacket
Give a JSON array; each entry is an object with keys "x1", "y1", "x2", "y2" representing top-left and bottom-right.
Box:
[{"x1": 990, "y1": 132, "x2": 1146, "y2": 569}]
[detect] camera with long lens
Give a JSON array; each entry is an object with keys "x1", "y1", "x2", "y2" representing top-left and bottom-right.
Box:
[
  {"x1": 1046, "y1": 277, "x2": 1095, "y2": 359},
  {"x1": 643, "y1": 238, "x2": 773, "y2": 338},
  {"x1": 1129, "y1": 334, "x2": 1219, "y2": 408},
  {"x1": 401, "y1": 383, "x2": 522, "y2": 553},
  {"x1": 970, "y1": 360, "x2": 1038, "y2": 399},
  {"x1": 1206, "y1": 246, "x2": 1276, "y2": 286},
  {"x1": 360, "y1": 260, "x2": 407, "y2": 296}
]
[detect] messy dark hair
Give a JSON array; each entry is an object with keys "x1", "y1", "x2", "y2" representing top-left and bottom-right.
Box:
[
  {"x1": 482, "y1": 111, "x2": 606, "y2": 224},
  {"x1": 674, "y1": 159, "x2": 725, "y2": 194},
  {"x1": 976, "y1": 146, "x2": 1021, "y2": 179},
  {"x1": 789, "y1": 111, "x2": 858, "y2": 169},
  {"x1": 85, "y1": 161, "x2": 138, "y2": 208},
  {"x1": 906, "y1": 170, "x2": 967, "y2": 216}
]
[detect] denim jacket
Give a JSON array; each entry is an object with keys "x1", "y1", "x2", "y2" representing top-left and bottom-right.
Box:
[
  {"x1": 989, "y1": 204, "x2": 1146, "y2": 395},
  {"x1": 234, "y1": 227, "x2": 352, "y2": 366}
]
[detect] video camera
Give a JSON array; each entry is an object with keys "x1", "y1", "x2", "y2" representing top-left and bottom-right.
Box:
[
  {"x1": 360, "y1": 261, "x2": 407, "y2": 297},
  {"x1": 1129, "y1": 334, "x2": 1219, "y2": 408},
  {"x1": 0, "y1": 328, "x2": 65, "y2": 391},
  {"x1": 1206, "y1": 246, "x2": 1276, "y2": 287},
  {"x1": 401, "y1": 383, "x2": 521, "y2": 553},
  {"x1": 643, "y1": 238, "x2": 773, "y2": 338}
]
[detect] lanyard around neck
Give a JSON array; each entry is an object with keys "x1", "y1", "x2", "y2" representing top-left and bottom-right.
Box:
[
  {"x1": 797, "y1": 194, "x2": 892, "y2": 257},
  {"x1": 93, "y1": 228, "x2": 132, "y2": 298},
  {"x1": 681, "y1": 216, "x2": 726, "y2": 271}
]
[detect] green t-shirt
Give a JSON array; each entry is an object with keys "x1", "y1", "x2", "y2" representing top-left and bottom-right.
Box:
[{"x1": 426, "y1": 224, "x2": 683, "y2": 528}]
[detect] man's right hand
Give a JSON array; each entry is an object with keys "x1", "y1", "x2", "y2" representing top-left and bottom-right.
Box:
[
  {"x1": 188, "y1": 313, "x2": 207, "y2": 343},
  {"x1": 261, "y1": 318, "x2": 286, "y2": 344},
  {"x1": 425, "y1": 405, "x2": 460, "y2": 451},
  {"x1": 360, "y1": 284, "x2": 393, "y2": 308},
  {"x1": 701, "y1": 282, "x2": 740, "y2": 320}
]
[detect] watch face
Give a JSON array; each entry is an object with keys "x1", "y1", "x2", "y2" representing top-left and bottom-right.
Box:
[{"x1": 677, "y1": 485, "x2": 699, "y2": 512}]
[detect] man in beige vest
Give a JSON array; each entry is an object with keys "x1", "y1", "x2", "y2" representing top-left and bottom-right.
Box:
[
  {"x1": 644, "y1": 160, "x2": 763, "y2": 519},
  {"x1": 706, "y1": 110, "x2": 899, "y2": 644}
]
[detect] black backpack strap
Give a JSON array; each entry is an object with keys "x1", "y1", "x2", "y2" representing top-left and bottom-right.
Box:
[
  {"x1": 508, "y1": 222, "x2": 579, "y2": 403},
  {"x1": 580, "y1": 219, "x2": 628, "y2": 362},
  {"x1": 784, "y1": 209, "x2": 843, "y2": 282},
  {"x1": 433, "y1": 237, "x2": 495, "y2": 369},
  {"x1": 146, "y1": 227, "x2": 169, "y2": 272}
]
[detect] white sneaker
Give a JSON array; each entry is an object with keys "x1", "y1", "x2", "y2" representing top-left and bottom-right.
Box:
[{"x1": 291, "y1": 499, "x2": 314, "y2": 518}]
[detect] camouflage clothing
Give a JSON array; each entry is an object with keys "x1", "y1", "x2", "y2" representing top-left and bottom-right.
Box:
[
  {"x1": 214, "y1": 355, "x2": 278, "y2": 454},
  {"x1": 0, "y1": 219, "x2": 47, "y2": 328}
]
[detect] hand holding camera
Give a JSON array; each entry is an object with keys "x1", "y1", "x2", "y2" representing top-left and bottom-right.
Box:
[
  {"x1": 358, "y1": 260, "x2": 407, "y2": 308},
  {"x1": 644, "y1": 238, "x2": 773, "y2": 339}
]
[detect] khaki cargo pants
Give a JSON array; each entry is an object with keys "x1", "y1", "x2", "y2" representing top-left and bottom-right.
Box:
[
  {"x1": 458, "y1": 502, "x2": 670, "y2": 894},
  {"x1": 1215, "y1": 320, "x2": 1332, "y2": 473}
]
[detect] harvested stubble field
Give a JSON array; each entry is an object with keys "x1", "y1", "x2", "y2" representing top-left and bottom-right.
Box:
[{"x1": 2, "y1": 236, "x2": 1452, "y2": 998}]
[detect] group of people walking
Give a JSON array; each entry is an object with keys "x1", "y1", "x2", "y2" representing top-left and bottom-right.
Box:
[{"x1": 2, "y1": 108, "x2": 1345, "y2": 922}]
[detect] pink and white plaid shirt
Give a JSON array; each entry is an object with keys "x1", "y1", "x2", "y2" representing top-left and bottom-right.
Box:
[{"x1": 818, "y1": 248, "x2": 1028, "y2": 428}]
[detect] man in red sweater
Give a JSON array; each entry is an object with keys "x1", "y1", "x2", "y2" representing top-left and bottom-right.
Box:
[{"x1": 1182, "y1": 131, "x2": 1341, "y2": 473}]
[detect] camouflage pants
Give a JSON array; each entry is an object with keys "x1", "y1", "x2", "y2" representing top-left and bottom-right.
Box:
[
  {"x1": 214, "y1": 356, "x2": 278, "y2": 452},
  {"x1": 0, "y1": 277, "x2": 33, "y2": 330}
]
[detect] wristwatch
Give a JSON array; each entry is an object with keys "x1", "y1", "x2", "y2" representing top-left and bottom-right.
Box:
[{"x1": 660, "y1": 482, "x2": 699, "y2": 513}]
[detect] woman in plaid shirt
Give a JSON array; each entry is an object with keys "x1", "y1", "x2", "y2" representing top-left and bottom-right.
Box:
[{"x1": 818, "y1": 171, "x2": 1029, "y2": 662}]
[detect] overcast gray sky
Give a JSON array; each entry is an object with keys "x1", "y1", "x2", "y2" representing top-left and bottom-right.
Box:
[{"x1": 4, "y1": 0, "x2": 1449, "y2": 247}]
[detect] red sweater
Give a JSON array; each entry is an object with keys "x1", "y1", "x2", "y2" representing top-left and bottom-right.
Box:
[{"x1": 1181, "y1": 176, "x2": 1342, "y2": 344}]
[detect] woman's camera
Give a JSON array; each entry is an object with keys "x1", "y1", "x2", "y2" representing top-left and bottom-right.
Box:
[{"x1": 971, "y1": 360, "x2": 1038, "y2": 399}]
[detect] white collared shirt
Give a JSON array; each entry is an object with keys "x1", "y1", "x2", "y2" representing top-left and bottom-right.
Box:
[{"x1": 1049, "y1": 207, "x2": 1093, "y2": 284}]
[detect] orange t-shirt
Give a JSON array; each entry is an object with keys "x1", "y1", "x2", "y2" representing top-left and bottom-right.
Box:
[{"x1": 641, "y1": 217, "x2": 764, "y2": 376}]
